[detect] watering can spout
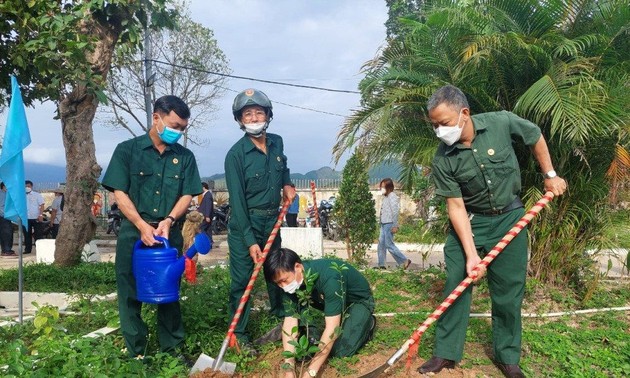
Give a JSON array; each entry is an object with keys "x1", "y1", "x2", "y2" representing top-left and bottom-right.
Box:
[
  {"x1": 186, "y1": 233, "x2": 212, "y2": 259},
  {"x1": 165, "y1": 233, "x2": 213, "y2": 281}
]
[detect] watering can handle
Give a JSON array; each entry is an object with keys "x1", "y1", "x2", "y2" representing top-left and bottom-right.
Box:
[{"x1": 133, "y1": 235, "x2": 170, "y2": 251}]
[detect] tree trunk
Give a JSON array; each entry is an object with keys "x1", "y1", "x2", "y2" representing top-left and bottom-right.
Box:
[
  {"x1": 54, "y1": 18, "x2": 120, "y2": 267},
  {"x1": 54, "y1": 89, "x2": 102, "y2": 266}
]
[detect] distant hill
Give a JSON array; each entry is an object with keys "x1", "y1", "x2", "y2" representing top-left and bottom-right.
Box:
[
  {"x1": 24, "y1": 163, "x2": 67, "y2": 183},
  {"x1": 202, "y1": 161, "x2": 403, "y2": 187}
]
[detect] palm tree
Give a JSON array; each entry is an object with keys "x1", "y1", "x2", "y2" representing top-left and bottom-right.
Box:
[{"x1": 335, "y1": 0, "x2": 630, "y2": 290}]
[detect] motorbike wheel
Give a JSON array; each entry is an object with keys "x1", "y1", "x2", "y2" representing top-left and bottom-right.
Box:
[
  {"x1": 330, "y1": 229, "x2": 340, "y2": 242},
  {"x1": 113, "y1": 219, "x2": 121, "y2": 236},
  {"x1": 212, "y1": 219, "x2": 227, "y2": 234}
]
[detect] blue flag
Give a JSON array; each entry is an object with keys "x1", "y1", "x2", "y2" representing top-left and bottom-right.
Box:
[{"x1": 0, "y1": 76, "x2": 31, "y2": 224}]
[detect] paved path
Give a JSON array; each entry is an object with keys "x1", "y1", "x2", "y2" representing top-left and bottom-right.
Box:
[{"x1": 1, "y1": 233, "x2": 627, "y2": 278}]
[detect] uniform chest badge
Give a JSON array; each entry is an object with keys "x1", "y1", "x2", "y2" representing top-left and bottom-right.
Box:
[
  {"x1": 277, "y1": 156, "x2": 281, "y2": 162},
  {"x1": 173, "y1": 158, "x2": 179, "y2": 165},
  {"x1": 487, "y1": 149, "x2": 495, "y2": 156}
]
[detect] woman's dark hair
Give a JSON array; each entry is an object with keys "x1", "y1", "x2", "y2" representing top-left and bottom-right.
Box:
[
  {"x1": 153, "y1": 95, "x2": 191, "y2": 120},
  {"x1": 380, "y1": 178, "x2": 394, "y2": 194},
  {"x1": 263, "y1": 248, "x2": 302, "y2": 282}
]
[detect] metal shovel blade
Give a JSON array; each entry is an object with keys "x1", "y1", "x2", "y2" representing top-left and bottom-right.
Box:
[
  {"x1": 358, "y1": 362, "x2": 391, "y2": 378},
  {"x1": 189, "y1": 353, "x2": 236, "y2": 376}
]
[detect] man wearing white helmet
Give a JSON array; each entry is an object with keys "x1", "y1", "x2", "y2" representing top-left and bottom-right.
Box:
[{"x1": 224, "y1": 88, "x2": 296, "y2": 355}]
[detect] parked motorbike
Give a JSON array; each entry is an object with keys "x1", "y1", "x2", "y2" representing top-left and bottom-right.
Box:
[
  {"x1": 211, "y1": 203, "x2": 230, "y2": 234},
  {"x1": 34, "y1": 206, "x2": 55, "y2": 239},
  {"x1": 318, "y1": 200, "x2": 340, "y2": 241},
  {"x1": 107, "y1": 207, "x2": 122, "y2": 236}
]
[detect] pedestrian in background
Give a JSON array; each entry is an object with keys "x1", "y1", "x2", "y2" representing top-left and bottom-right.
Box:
[
  {"x1": 24, "y1": 180, "x2": 44, "y2": 254},
  {"x1": 197, "y1": 182, "x2": 214, "y2": 243},
  {"x1": 0, "y1": 182, "x2": 16, "y2": 257},
  {"x1": 376, "y1": 178, "x2": 411, "y2": 270},
  {"x1": 286, "y1": 183, "x2": 299, "y2": 227},
  {"x1": 49, "y1": 187, "x2": 64, "y2": 238}
]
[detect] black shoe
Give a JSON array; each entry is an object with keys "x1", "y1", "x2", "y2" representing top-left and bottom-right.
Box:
[
  {"x1": 174, "y1": 354, "x2": 194, "y2": 369},
  {"x1": 366, "y1": 315, "x2": 377, "y2": 342},
  {"x1": 403, "y1": 259, "x2": 412, "y2": 270},
  {"x1": 418, "y1": 356, "x2": 456, "y2": 373},
  {"x1": 238, "y1": 341, "x2": 259, "y2": 357},
  {"x1": 253, "y1": 323, "x2": 283, "y2": 345},
  {"x1": 373, "y1": 266, "x2": 386, "y2": 270},
  {"x1": 496, "y1": 363, "x2": 525, "y2": 378}
]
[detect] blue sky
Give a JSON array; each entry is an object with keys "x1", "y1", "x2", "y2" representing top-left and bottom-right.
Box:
[{"x1": 1, "y1": 0, "x2": 388, "y2": 177}]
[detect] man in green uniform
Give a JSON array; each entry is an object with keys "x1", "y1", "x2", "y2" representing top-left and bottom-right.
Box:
[
  {"x1": 102, "y1": 95, "x2": 202, "y2": 358},
  {"x1": 418, "y1": 85, "x2": 567, "y2": 378},
  {"x1": 224, "y1": 88, "x2": 296, "y2": 354},
  {"x1": 263, "y1": 248, "x2": 375, "y2": 378}
]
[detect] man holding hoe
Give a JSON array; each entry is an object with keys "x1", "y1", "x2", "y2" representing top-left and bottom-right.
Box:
[{"x1": 419, "y1": 85, "x2": 567, "y2": 378}]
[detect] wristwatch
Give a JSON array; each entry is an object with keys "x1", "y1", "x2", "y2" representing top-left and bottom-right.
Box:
[
  {"x1": 544, "y1": 170, "x2": 557, "y2": 179},
  {"x1": 307, "y1": 369, "x2": 317, "y2": 377}
]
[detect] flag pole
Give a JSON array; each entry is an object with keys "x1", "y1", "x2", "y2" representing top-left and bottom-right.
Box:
[
  {"x1": 0, "y1": 75, "x2": 32, "y2": 324},
  {"x1": 17, "y1": 217, "x2": 24, "y2": 323}
]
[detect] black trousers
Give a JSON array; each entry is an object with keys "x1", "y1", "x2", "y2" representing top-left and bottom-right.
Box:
[
  {"x1": 201, "y1": 220, "x2": 213, "y2": 242},
  {"x1": 23, "y1": 219, "x2": 39, "y2": 253},
  {"x1": 286, "y1": 213, "x2": 298, "y2": 227},
  {"x1": 0, "y1": 217, "x2": 14, "y2": 252}
]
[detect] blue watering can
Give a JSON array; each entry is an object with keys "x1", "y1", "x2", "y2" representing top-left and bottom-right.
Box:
[{"x1": 132, "y1": 234, "x2": 212, "y2": 304}]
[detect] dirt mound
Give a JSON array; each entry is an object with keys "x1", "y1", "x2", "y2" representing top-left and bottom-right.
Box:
[{"x1": 190, "y1": 348, "x2": 492, "y2": 377}]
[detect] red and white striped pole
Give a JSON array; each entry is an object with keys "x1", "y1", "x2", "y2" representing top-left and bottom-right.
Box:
[
  {"x1": 368, "y1": 192, "x2": 554, "y2": 375},
  {"x1": 310, "y1": 180, "x2": 320, "y2": 227},
  {"x1": 213, "y1": 199, "x2": 291, "y2": 366}
]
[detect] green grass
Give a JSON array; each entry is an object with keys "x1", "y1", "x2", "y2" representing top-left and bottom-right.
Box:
[
  {"x1": 0, "y1": 262, "x2": 116, "y2": 294},
  {"x1": 390, "y1": 218, "x2": 446, "y2": 244},
  {"x1": 0, "y1": 261, "x2": 628, "y2": 377},
  {"x1": 604, "y1": 209, "x2": 630, "y2": 250}
]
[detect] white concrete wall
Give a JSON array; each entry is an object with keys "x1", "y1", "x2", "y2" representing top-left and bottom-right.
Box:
[
  {"x1": 36, "y1": 239, "x2": 101, "y2": 264},
  {"x1": 280, "y1": 227, "x2": 324, "y2": 258}
]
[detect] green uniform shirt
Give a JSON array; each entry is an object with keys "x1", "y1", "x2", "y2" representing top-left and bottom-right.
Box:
[
  {"x1": 225, "y1": 133, "x2": 291, "y2": 247},
  {"x1": 102, "y1": 133, "x2": 202, "y2": 221},
  {"x1": 283, "y1": 259, "x2": 374, "y2": 317},
  {"x1": 431, "y1": 111, "x2": 541, "y2": 213}
]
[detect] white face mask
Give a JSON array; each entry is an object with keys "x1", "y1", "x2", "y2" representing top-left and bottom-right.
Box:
[
  {"x1": 380, "y1": 188, "x2": 387, "y2": 195},
  {"x1": 434, "y1": 110, "x2": 464, "y2": 146},
  {"x1": 26, "y1": 187, "x2": 32, "y2": 193},
  {"x1": 282, "y1": 271, "x2": 303, "y2": 294},
  {"x1": 243, "y1": 122, "x2": 267, "y2": 137}
]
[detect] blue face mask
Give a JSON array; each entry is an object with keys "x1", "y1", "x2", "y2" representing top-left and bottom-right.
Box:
[{"x1": 158, "y1": 116, "x2": 183, "y2": 145}]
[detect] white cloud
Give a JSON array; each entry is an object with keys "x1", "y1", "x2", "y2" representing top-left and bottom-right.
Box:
[{"x1": 3, "y1": 0, "x2": 387, "y2": 178}]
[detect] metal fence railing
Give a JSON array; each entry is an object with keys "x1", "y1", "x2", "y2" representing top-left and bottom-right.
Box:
[{"x1": 34, "y1": 177, "x2": 387, "y2": 193}]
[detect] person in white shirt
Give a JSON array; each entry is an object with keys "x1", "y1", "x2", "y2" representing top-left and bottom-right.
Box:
[
  {"x1": 24, "y1": 180, "x2": 45, "y2": 254},
  {"x1": 49, "y1": 187, "x2": 64, "y2": 238},
  {"x1": 376, "y1": 178, "x2": 411, "y2": 270}
]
